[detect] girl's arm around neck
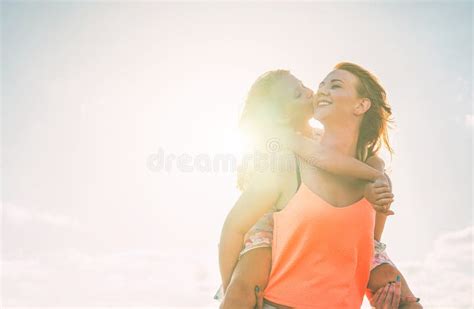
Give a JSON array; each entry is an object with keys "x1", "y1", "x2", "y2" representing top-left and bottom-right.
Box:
[{"x1": 285, "y1": 132, "x2": 384, "y2": 181}]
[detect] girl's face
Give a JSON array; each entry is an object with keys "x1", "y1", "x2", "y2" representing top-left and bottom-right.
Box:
[
  {"x1": 277, "y1": 74, "x2": 314, "y2": 127},
  {"x1": 313, "y1": 69, "x2": 363, "y2": 125}
]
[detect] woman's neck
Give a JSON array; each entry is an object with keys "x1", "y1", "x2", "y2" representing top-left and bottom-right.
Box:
[{"x1": 320, "y1": 124, "x2": 359, "y2": 158}]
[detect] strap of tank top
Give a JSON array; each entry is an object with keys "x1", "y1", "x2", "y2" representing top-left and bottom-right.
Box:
[{"x1": 294, "y1": 153, "x2": 301, "y2": 191}]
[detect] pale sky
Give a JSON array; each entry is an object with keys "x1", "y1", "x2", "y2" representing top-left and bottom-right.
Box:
[{"x1": 2, "y1": 1, "x2": 472, "y2": 308}]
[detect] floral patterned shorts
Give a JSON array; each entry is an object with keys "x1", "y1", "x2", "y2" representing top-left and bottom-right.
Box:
[{"x1": 240, "y1": 212, "x2": 395, "y2": 271}]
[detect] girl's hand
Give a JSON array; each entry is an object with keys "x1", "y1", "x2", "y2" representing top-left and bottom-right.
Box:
[{"x1": 365, "y1": 176, "x2": 394, "y2": 215}]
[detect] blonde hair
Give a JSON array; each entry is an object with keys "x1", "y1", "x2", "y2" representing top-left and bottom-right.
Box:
[
  {"x1": 239, "y1": 70, "x2": 291, "y2": 136},
  {"x1": 237, "y1": 70, "x2": 292, "y2": 191}
]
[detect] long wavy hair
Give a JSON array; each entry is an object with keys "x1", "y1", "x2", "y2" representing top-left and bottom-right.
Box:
[
  {"x1": 237, "y1": 70, "x2": 292, "y2": 191},
  {"x1": 334, "y1": 62, "x2": 394, "y2": 161}
]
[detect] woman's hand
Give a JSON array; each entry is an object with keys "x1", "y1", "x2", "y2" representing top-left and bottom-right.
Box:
[
  {"x1": 370, "y1": 280, "x2": 401, "y2": 309},
  {"x1": 369, "y1": 280, "x2": 422, "y2": 309},
  {"x1": 365, "y1": 175, "x2": 394, "y2": 215}
]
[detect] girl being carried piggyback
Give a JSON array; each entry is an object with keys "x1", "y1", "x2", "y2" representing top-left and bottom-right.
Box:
[{"x1": 217, "y1": 66, "x2": 421, "y2": 308}]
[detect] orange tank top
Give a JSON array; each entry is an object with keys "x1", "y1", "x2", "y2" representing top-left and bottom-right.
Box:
[{"x1": 263, "y1": 182, "x2": 375, "y2": 309}]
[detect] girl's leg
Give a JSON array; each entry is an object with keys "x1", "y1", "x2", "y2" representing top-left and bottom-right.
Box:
[
  {"x1": 367, "y1": 240, "x2": 421, "y2": 307},
  {"x1": 368, "y1": 264, "x2": 422, "y2": 308},
  {"x1": 220, "y1": 212, "x2": 274, "y2": 309},
  {"x1": 220, "y1": 247, "x2": 272, "y2": 309}
]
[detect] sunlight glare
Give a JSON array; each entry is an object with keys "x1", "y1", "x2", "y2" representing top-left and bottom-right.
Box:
[{"x1": 309, "y1": 117, "x2": 324, "y2": 130}]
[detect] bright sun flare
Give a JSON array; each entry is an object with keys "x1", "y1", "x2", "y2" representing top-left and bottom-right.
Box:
[{"x1": 309, "y1": 117, "x2": 324, "y2": 130}]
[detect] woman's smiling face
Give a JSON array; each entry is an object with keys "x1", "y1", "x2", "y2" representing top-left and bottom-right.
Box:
[{"x1": 313, "y1": 69, "x2": 362, "y2": 125}]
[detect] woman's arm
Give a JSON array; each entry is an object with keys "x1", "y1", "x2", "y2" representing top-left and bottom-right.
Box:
[
  {"x1": 218, "y1": 171, "x2": 282, "y2": 293},
  {"x1": 284, "y1": 132, "x2": 384, "y2": 182}
]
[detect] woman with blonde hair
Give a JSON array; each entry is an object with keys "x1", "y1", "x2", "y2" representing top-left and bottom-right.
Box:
[{"x1": 218, "y1": 63, "x2": 421, "y2": 308}]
